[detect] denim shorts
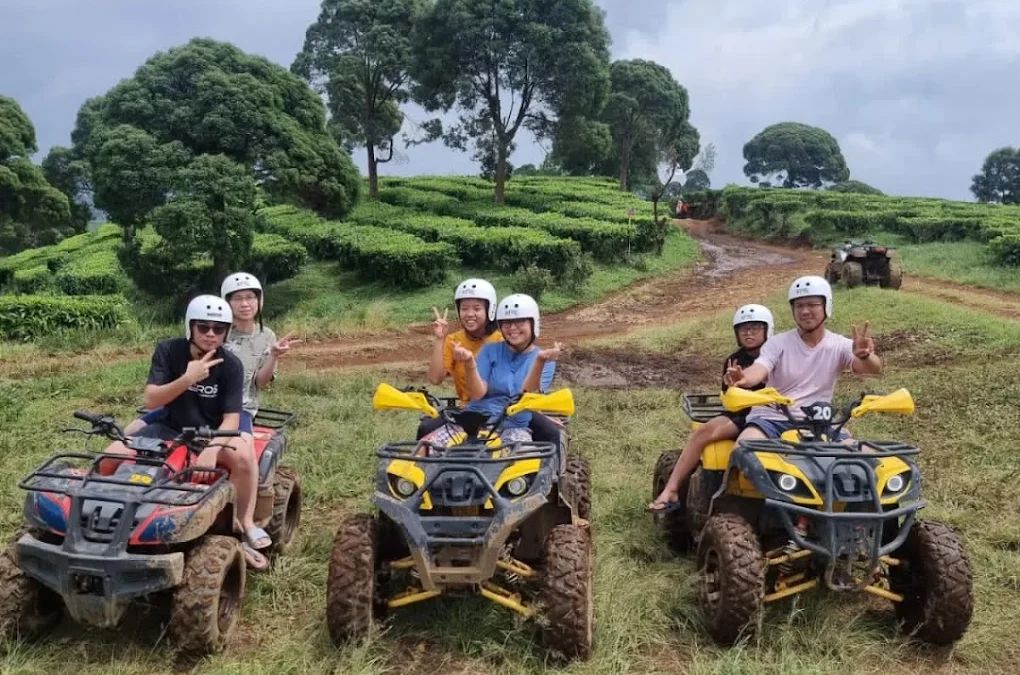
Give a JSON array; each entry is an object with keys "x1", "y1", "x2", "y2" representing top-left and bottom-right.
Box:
[{"x1": 141, "y1": 407, "x2": 253, "y2": 434}]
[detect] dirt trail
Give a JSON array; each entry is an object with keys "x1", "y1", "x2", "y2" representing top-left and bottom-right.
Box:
[{"x1": 291, "y1": 221, "x2": 819, "y2": 372}]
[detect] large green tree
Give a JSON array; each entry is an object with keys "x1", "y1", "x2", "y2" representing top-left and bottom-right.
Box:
[
  {"x1": 549, "y1": 115, "x2": 612, "y2": 176},
  {"x1": 410, "y1": 0, "x2": 611, "y2": 203},
  {"x1": 72, "y1": 38, "x2": 360, "y2": 249},
  {"x1": 0, "y1": 95, "x2": 72, "y2": 254},
  {"x1": 600, "y1": 59, "x2": 698, "y2": 191},
  {"x1": 970, "y1": 147, "x2": 1020, "y2": 204},
  {"x1": 293, "y1": 0, "x2": 425, "y2": 198},
  {"x1": 41, "y1": 145, "x2": 93, "y2": 233},
  {"x1": 742, "y1": 122, "x2": 850, "y2": 188}
]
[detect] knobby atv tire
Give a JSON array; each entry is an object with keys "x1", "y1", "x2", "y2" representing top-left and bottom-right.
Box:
[
  {"x1": 326, "y1": 513, "x2": 377, "y2": 645},
  {"x1": 841, "y1": 261, "x2": 864, "y2": 288},
  {"x1": 696, "y1": 513, "x2": 765, "y2": 645},
  {"x1": 265, "y1": 466, "x2": 301, "y2": 561},
  {"x1": 540, "y1": 524, "x2": 594, "y2": 661},
  {"x1": 882, "y1": 263, "x2": 903, "y2": 290},
  {"x1": 824, "y1": 262, "x2": 840, "y2": 284},
  {"x1": 562, "y1": 455, "x2": 592, "y2": 521},
  {"x1": 0, "y1": 529, "x2": 63, "y2": 645},
  {"x1": 651, "y1": 451, "x2": 692, "y2": 552},
  {"x1": 889, "y1": 520, "x2": 973, "y2": 645},
  {"x1": 169, "y1": 535, "x2": 245, "y2": 656}
]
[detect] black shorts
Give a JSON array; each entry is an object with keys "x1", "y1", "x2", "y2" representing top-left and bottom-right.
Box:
[
  {"x1": 720, "y1": 411, "x2": 748, "y2": 430},
  {"x1": 134, "y1": 422, "x2": 180, "y2": 442}
]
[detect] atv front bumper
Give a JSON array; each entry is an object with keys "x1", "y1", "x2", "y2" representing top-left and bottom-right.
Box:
[{"x1": 17, "y1": 533, "x2": 185, "y2": 628}]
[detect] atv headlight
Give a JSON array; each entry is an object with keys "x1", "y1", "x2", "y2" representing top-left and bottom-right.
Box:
[
  {"x1": 886, "y1": 474, "x2": 905, "y2": 493},
  {"x1": 394, "y1": 478, "x2": 417, "y2": 498},
  {"x1": 506, "y1": 477, "x2": 528, "y2": 497},
  {"x1": 777, "y1": 473, "x2": 799, "y2": 492}
]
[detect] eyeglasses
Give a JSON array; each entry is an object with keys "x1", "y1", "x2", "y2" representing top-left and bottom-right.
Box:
[
  {"x1": 230, "y1": 293, "x2": 259, "y2": 304},
  {"x1": 736, "y1": 324, "x2": 766, "y2": 334},
  {"x1": 192, "y1": 322, "x2": 229, "y2": 336},
  {"x1": 793, "y1": 301, "x2": 825, "y2": 311}
]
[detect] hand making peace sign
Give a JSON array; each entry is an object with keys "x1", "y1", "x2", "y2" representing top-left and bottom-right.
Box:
[
  {"x1": 186, "y1": 350, "x2": 223, "y2": 385},
  {"x1": 723, "y1": 358, "x2": 743, "y2": 387},
  {"x1": 431, "y1": 306, "x2": 450, "y2": 340},
  {"x1": 851, "y1": 322, "x2": 874, "y2": 360},
  {"x1": 270, "y1": 331, "x2": 302, "y2": 358}
]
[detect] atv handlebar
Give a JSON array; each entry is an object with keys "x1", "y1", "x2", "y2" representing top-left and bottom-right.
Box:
[
  {"x1": 66, "y1": 411, "x2": 242, "y2": 453},
  {"x1": 771, "y1": 394, "x2": 867, "y2": 442}
]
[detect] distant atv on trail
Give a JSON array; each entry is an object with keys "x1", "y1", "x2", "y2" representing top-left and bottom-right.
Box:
[{"x1": 825, "y1": 240, "x2": 902, "y2": 290}]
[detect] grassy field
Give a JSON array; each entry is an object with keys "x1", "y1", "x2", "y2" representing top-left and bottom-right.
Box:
[{"x1": 1, "y1": 287, "x2": 1017, "y2": 674}]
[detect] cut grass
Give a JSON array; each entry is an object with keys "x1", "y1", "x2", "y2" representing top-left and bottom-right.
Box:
[{"x1": 1, "y1": 291, "x2": 1018, "y2": 674}]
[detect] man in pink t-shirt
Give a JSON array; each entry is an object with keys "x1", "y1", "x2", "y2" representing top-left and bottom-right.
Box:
[{"x1": 725, "y1": 275, "x2": 882, "y2": 440}]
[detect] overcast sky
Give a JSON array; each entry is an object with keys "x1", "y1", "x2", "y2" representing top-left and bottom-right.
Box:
[{"x1": 1, "y1": 0, "x2": 1016, "y2": 200}]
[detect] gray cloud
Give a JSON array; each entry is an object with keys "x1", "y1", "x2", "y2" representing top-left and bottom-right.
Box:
[{"x1": 1, "y1": 0, "x2": 1016, "y2": 199}]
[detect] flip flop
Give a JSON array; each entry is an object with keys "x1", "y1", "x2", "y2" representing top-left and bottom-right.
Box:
[
  {"x1": 243, "y1": 543, "x2": 270, "y2": 571},
  {"x1": 244, "y1": 526, "x2": 272, "y2": 551},
  {"x1": 646, "y1": 500, "x2": 685, "y2": 515}
]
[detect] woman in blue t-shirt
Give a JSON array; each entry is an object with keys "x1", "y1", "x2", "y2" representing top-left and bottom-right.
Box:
[{"x1": 420, "y1": 293, "x2": 564, "y2": 451}]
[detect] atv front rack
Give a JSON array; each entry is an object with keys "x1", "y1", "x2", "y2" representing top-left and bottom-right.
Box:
[
  {"x1": 731, "y1": 439, "x2": 924, "y2": 590},
  {"x1": 682, "y1": 392, "x2": 726, "y2": 424},
  {"x1": 374, "y1": 441, "x2": 557, "y2": 589},
  {"x1": 20, "y1": 452, "x2": 229, "y2": 508}
]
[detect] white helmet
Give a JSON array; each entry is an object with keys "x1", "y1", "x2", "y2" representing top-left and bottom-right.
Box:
[
  {"x1": 497, "y1": 293, "x2": 541, "y2": 337},
  {"x1": 733, "y1": 304, "x2": 774, "y2": 339},
  {"x1": 221, "y1": 271, "x2": 264, "y2": 309},
  {"x1": 788, "y1": 275, "x2": 833, "y2": 318},
  {"x1": 454, "y1": 278, "x2": 498, "y2": 322},
  {"x1": 185, "y1": 294, "x2": 233, "y2": 339}
]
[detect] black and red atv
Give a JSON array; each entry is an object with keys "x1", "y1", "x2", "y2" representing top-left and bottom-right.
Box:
[{"x1": 0, "y1": 408, "x2": 300, "y2": 656}]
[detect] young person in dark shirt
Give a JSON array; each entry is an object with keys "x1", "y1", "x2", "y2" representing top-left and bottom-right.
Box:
[
  {"x1": 648, "y1": 303, "x2": 774, "y2": 513},
  {"x1": 99, "y1": 295, "x2": 269, "y2": 556}
]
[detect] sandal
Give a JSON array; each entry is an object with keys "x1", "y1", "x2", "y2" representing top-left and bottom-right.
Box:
[
  {"x1": 243, "y1": 543, "x2": 270, "y2": 571},
  {"x1": 646, "y1": 499, "x2": 685, "y2": 515},
  {"x1": 244, "y1": 526, "x2": 272, "y2": 550}
]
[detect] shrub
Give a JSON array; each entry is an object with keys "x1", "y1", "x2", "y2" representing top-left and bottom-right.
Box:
[
  {"x1": 988, "y1": 233, "x2": 1020, "y2": 267},
  {"x1": 56, "y1": 246, "x2": 125, "y2": 295},
  {"x1": 11, "y1": 265, "x2": 53, "y2": 294},
  {"x1": 247, "y1": 233, "x2": 308, "y2": 283},
  {"x1": 0, "y1": 294, "x2": 134, "y2": 341},
  {"x1": 510, "y1": 264, "x2": 554, "y2": 302}
]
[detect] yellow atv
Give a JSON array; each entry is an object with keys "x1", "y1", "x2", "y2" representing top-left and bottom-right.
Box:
[
  {"x1": 325, "y1": 384, "x2": 594, "y2": 660},
  {"x1": 688, "y1": 386, "x2": 973, "y2": 646}
]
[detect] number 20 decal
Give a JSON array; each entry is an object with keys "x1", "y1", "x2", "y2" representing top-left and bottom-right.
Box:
[{"x1": 808, "y1": 405, "x2": 833, "y2": 421}]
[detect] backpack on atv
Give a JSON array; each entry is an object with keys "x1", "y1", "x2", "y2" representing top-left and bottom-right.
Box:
[
  {"x1": 825, "y1": 240, "x2": 903, "y2": 290},
  {"x1": 325, "y1": 384, "x2": 594, "y2": 661},
  {"x1": 684, "y1": 387, "x2": 972, "y2": 646},
  {"x1": 0, "y1": 408, "x2": 300, "y2": 657}
]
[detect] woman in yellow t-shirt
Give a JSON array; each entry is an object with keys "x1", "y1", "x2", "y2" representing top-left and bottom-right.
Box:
[{"x1": 418, "y1": 278, "x2": 503, "y2": 439}]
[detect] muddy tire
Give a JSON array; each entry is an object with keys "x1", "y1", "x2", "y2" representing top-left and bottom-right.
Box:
[
  {"x1": 169, "y1": 535, "x2": 245, "y2": 656},
  {"x1": 265, "y1": 466, "x2": 301, "y2": 561},
  {"x1": 841, "y1": 261, "x2": 864, "y2": 288},
  {"x1": 562, "y1": 455, "x2": 592, "y2": 521},
  {"x1": 889, "y1": 520, "x2": 973, "y2": 645},
  {"x1": 326, "y1": 513, "x2": 378, "y2": 645},
  {"x1": 540, "y1": 524, "x2": 594, "y2": 661},
  {"x1": 824, "y1": 262, "x2": 840, "y2": 284},
  {"x1": 696, "y1": 513, "x2": 765, "y2": 645},
  {"x1": 881, "y1": 263, "x2": 903, "y2": 290},
  {"x1": 0, "y1": 530, "x2": 63, "y2": 645},
  {"x1": 651, "y1": 450, "x2": 692, "y2": 552}
]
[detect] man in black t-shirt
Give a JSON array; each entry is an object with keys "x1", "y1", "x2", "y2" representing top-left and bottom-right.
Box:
[
  {"x1": 648, "y1": 304, "x2": 773, "y2": 513},
  {"x1": 100, "y1": 294, "x2": 272, "y2": 554}
]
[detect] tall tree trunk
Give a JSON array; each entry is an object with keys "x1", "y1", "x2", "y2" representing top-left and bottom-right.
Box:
[
  {"x1": 494, "y1": 142, "x2": 508, "y2": 205},
  {"x1": 618, "y1": 139, "x2": 632, "y2": 190},
  {"x1": 367, "y1": 145, "x2": 379, "y2": 199}
]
